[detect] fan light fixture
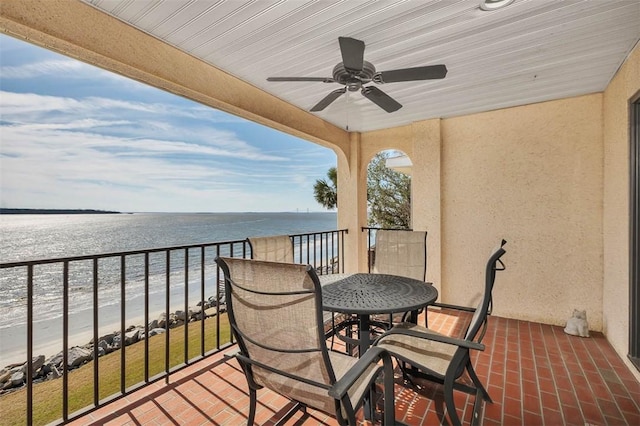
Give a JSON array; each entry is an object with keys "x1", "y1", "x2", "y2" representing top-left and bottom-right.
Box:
[
  {"x1": 266, "y1": 37, "x2": 447, "y2": 113},
  {"x1": 479, "y1": 0, "x2": 515, "y2": 11}
]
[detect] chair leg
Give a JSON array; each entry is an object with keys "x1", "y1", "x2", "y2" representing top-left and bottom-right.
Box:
[
  {"x1": 248, "y1": 387, "x2": 257, "y2": 425},
  {"x1": 467, "y1": 362, "x2": 492, "y2": 403},
  {"x1": 367, "y1": 382, "x2": 377, "y2": 421},
  {"x1": 274, "y1": 402, "x2": 305, "y2": 426},
  {"x1": 470, "y1": 389, "x2": 484, "y2": 426},
  {"x1": 444, "y1": 373, "x2": 462, "y2": 426}
]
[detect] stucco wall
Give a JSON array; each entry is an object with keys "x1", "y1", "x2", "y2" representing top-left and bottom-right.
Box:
[
  {"x1": 359, "y1": 95, "x2": 605, "y2": 327},
  {"x1": 359, "y1": 94, "x2": 604, "y2": 330},
  {"x1": 603, "y1": 43, "x2": 640, "y2": 381},
  {"x1": 440, "y1": 94, "x2": 604, "y2": 329}
]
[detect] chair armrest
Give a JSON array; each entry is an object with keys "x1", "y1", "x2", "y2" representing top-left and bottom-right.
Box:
[
  {"x1": 328, "y1": 346, "x2": 391, "y2": 399},
  {"x1": 379, "y1": 327, "x2": 485, "y2": 351}
]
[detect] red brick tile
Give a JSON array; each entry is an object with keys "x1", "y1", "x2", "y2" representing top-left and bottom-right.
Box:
[
  {"x1": 522, "y1": 409, "x2": 543, "y2": 425},
  {"x1": 556, "y1": 388, "x2": 578, "y2": 408},
  {"x1": 483, "y1": 400, "x2": 503, "y2": 422},
  {"x1": 616, "y1": 396, "x2": 640, "y2": 413},
  {"x1": 482, "y1": 417, "x2": 502, "y2": 426},
  {"x1": 522, "y1": 367, "x2": 537, "y2": 382},
  {"x1": 596, "y1": 397, "x2": 623, "y2": 419},
  {"x1": 538, "y1": 378, "x2": 556, "y2": 394},
  {"x1": 523, "y1": 395, "x2": 541, "y2": 416},
  {"x1": 554, "y1": 375, "x2": 573, "y2": 391},
  {"x1": 580, "y1": 402, "x2": 604, "y2": 425},
  {"x1": 621, "y1": 409, "x2": 640, "y2": 426},
  {"x1": 540, "y1": 391, "x2": 560, "y2": 412},
  {"x1": 503, "y1": 397, "x2": 521, "y2": 419},
  {"x1": 502, "y1": 414, "x2": 520, "y2": 425},
  {"x1": 522, "y1": 379, "x2": 539, "y2": 398},
  {"x1": 561, "y1": 405, "x2": 584, "y2": 426},
  {"x1": 542, "y1": 408, "x2": 564, "y2": 426}
]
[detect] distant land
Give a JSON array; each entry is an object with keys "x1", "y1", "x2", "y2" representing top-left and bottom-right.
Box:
[{"x1": 0, "y1": 208, "x2": 122, "y2": 215}]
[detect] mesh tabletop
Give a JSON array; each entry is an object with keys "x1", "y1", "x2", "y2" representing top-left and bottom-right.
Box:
[{"x1": 322, "y1": 273, "x2": 437, "y2": 315}]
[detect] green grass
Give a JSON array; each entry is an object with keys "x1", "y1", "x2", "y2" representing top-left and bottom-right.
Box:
[{"x1": 0, "y1": 315, "x2": 232, "y2": 426}]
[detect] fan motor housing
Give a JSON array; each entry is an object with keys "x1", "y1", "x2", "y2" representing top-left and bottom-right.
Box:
[{"x1": 333, "y1": 61, "x2": 376, "y2": 90}]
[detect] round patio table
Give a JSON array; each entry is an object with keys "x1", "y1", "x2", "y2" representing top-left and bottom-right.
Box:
[{"x1": 321, "y1": 273, "x2": 438, "y2": 356}]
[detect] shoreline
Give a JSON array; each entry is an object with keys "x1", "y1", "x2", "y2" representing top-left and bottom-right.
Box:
[{"x1": 0, "y1": 286, "x2": 222, "y2": 367}]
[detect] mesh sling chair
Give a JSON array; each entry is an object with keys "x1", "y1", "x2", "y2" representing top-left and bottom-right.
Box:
[
  {"x1": 215, "y1": 256, "x2": 397, "y2": 425},
  {"x1": 373, "y1": 240, "x2": 507, "y2": 426},
  {"x1": 248, "y1": 235, "x2": 348, "y2": 347},
  {"x1": 371, "y1": 230, "x2": 429, "y2": 327},
  {"x1": 248, "y1": 235, "x2": 294, "y2": 262}
]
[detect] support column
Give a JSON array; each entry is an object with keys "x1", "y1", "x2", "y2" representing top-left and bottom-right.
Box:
[{"x1": 337, "y1": 132, "x2": 368, "y2": 273}]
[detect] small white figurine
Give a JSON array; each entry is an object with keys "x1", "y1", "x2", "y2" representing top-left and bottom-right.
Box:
[{"x1": 564, "y1": 309, "x2": 590, "y2": 337}]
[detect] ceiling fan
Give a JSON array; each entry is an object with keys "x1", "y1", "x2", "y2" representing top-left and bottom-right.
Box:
[{"x1": 267, "y1": 37, "x2": 447, "y2": 113}]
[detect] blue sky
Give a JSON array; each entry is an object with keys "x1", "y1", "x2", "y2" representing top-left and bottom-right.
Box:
[{"x1": 0, "y1": 35, "x2": 337, "y2": 213}]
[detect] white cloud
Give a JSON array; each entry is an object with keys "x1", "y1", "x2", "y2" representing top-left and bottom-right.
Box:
[
  {"x1": 0, "y1": 59, "x2": 87, "y2": 79},
  {"x1": 0, "y1": 39, "x2": 335, "y2": 212}
]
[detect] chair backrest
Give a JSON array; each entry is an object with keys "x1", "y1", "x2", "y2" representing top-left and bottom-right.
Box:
[
  {"x1": 463, "y1": 240, "x2": 507, "y2": 343},
  {"x1": 248, "y1": 235, "x2": 294, "y2": 263},
  {"x1": 215, "y1": 256, "x2": 338, "y2": 414},
  {"x1": 372, "y1": 230, "x2": 427, "y2": 281}
]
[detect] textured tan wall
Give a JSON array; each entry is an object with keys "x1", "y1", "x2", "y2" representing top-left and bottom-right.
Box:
[
  {"x1": 603, "y1": 43, "x2": 640, "y2": 380},
  {"x1": 360, "y1": 95, "x2": 604, "y2": 329},
  {"x1": 441, "y1": 94, "x2": 604, "y2": 329},
  {"x1": 410, "y1": 120, "x2": 442, "y2": 293}
]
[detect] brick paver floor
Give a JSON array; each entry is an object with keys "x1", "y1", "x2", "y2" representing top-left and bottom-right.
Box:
[{"x1": 68, "y1": 308, "x2": 640, "y2": 425}]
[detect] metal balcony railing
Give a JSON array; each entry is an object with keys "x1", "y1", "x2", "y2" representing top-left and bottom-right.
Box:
[{"x1": 0, "y1": 229, "x2": 347, "y2": 425}]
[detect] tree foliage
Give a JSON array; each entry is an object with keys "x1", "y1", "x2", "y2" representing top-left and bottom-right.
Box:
[
  {"x1": 313, "y1": 152, "x2": 411, "y2": 229},
  {"x1": 367, "y1": 152, "x2": 411, "y2": 229},
  {"x1": 313, "y1": 166, "x2": 337, "y2": 209}
]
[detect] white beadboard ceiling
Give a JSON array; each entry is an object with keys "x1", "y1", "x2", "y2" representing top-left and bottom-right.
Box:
[{"x1": 83, "y1": 0, "x2": 639, "y2": 133}]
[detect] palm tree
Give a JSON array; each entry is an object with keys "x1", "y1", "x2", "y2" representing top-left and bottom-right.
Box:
[{"x1": 313, "y1": 167, "x2": 337, "y2": 209}]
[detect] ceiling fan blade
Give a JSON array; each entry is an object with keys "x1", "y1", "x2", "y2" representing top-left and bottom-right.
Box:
[
  {"x1": 361, "y1": 86, "x2": 402, "y2": 113},
  {"x1": 338, "y1": 37, "x2": 365, "y2": 73},
  {"x1": 310, "y1": 88, "x2": 347, "y2": 112},
  {"x1": 267, "y1": 76, "x2": 335, "y2": 83},
  {"x1": 377, "y1": 64, "x2": 447, "y2": 83}
]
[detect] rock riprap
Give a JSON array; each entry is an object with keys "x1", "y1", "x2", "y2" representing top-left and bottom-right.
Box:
[{"x1": 0, "y1": 295, "x2": 226, "y2": 393}]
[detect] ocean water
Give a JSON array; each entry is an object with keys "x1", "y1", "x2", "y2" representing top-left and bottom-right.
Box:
[{"x1": 0, "y1": 212, "x2": 337, "y2": 364}]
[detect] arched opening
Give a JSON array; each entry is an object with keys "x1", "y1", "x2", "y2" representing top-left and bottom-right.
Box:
[{"x1": 366, "y1": 149, "x2": 412, "y2": 229}]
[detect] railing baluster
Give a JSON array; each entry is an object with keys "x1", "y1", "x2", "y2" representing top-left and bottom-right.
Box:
[
  {"x1": 26, "y1": 264, "x2": 33, "y2": 426},
  {"x1": 313, "y1": 234, "x2": 318, "y2": 270},
  {"x1": 216, "y1": 245, "x2": 221, "y2": 349},
  {"x1": 165, "y1": 250, "x2": 170, "y2": 383},
  {"x1": 93, "y1": 258, "x2": 99, "y2": 406},
  {"x1": 63, "y1": 261, "x2": 69, "y2": 421},
  {"x1": 201, "y1": 246, "x2": 205, "y2": 356},
  {"x1": 184, "y1": 249, "x2": 189, "y2": 364},
  {"x1": 120, "y1": 255, "x2": 126, "y2": 394},
  {"x1": 144, "y1": 253, "x2": 149, "y2": 383}
]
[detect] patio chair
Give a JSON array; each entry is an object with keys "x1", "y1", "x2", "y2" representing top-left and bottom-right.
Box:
[
  {"x1": 372, "y1": 229, "x2": 428, "y2": 327},
  {"x1": 248, "y1": 234, "x2": 294, "y2": 262},
  {"x1": 248, "y1": 234, "x2": 349, "y2": 347},
  {"x1": 373, "y1": 240, "x2": 507, "y2": 426},
  {"x1": 215, "y1": 256, "x2": 397, "y2": 425}
]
